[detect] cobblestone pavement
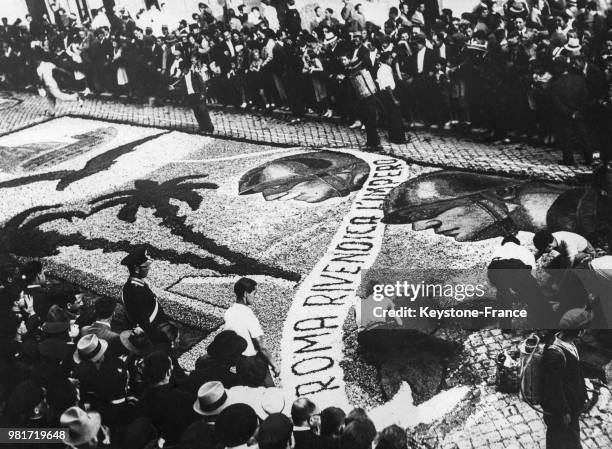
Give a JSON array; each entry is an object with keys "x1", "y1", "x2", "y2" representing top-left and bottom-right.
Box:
[
  {"x1": 0, "y1": 91, "x2": 595, "y2": 184},
  {"x1": 2, "y1": 91, "x2": 610, "y2": 448},
  {"x1": 437, "y1": 329, "x2": 612, "y2": 449}
]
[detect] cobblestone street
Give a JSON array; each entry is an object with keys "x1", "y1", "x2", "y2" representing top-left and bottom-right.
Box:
[
  {"x1": 0, "y1": 91, "x2": 595, "y2": 184},
  {"x1": 1, "y1": 91, "x2": 610, "y2": 449}
]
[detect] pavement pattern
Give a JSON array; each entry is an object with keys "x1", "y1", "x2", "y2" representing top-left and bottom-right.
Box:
[
  {"x1": 0, "y1": 92, "x2": 595, "y2": 184},
  {"x1": 1, "y1": 91, "x2": 610, "y2": 449}
]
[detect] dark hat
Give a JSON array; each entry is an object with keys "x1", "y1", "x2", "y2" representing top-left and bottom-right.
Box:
[
  {"x1": 120, "y1": 329, "x2": 154, "y2": 356},
  {"x1": 181, "y1": 421, "x2": 214, "y2": 449},
  {"x1": 19, "y1": 260, "x2": 43, "y2": 283},
  {"x1": 206, "y1": 330, "x2": 247, "y2": 361},
  {"x1": 215, "y1": 403, "x2": 258, "y2": 446},
  {"x1": 120, "y1": 246, "x2": 150, "y2": 267},
  {"x1": 41, "y1": 304, "x2": 71, "y2": 335},
  {"x1": 116, "y1": 417, "x2": 158, "y2": 449},
  {"x1": 414, "y1": 32, "x2": 427, "y2": 44},
  {"x1": 257, "y1": 414, "x2": 293, "y2": 447},
  {"x1": 38, "y1": 337, "x2": 69, "y2": 360}
]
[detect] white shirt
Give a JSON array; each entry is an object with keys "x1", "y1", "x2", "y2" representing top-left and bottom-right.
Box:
[
  {"x1": 226, "y1": 40, "x2": 235, "y2": 58},
  {"x1": 377, "y1": 63, "x2": 395, "y2": 91},
  {"x1": 224, "y1": 303, "x2": 263, "y2": 357},
  {"x1": 553, "y1": 231, "x2": 591, "y2": 264},
  {"x1": 36, "y1": 61, "x2": 58, "y2": 87},
  {"x1": 262, "y1": 3, "x2": 280, "y2": 31},
  {"x1": 185, "y1": 72, "x2": 195, "y2": 95},
  {"x1": 492, "y1": 242, "x2": 536, "y2": 268},
  {"x1": 368, "y1": 49, "x2": 377, "y2": 67},
  {"x1": 417, "y1": 47, "x2": 426, "y2": 73}
]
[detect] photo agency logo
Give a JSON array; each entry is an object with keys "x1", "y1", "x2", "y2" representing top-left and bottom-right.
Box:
[{"x1": 357, "y1": 267, "x2": 612, "y2": 331}]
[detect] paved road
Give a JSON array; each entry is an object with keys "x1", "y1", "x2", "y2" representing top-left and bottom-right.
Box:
[{"x1": 0, "y1": 91, "x2": 595, "y2": 184}]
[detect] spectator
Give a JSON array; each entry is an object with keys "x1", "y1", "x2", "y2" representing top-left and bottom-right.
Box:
[
  {"x1": 224, "y1": 277, "x2": 279, "y2": 387},
  {"x1": 215, "y1": 403, "x2": 259, "y2": 448},
  {"x1": 375, "y1": 425, "x2": 407, "y2": 449},
  {"x1": 340, "y1": 416, "x2": 377, "y2": 449},
  {"x1": 534, "y1": 230, "x2": 596, "y2": 267},
  {"x1": 320, "y1": 407, "x2": 346, "y2": 449},
  {"x1": 60, "y1": 406, "x2": 109, "y2": 448},
  {"x1": 139, "y1": 350, "x2": 193, "y2": 445},
  {"x1": 291, "y1": 397, "x2": 320, "y2": 449},
  {"x1": 258, "y1": 413, "x2": 293, "y2": 449},
  {"x1": 80, "y1": 297, "x2": 120, "y2": 353},
  {"x1": 541, "y1": 328, "x2": 588, "y2": 449}
]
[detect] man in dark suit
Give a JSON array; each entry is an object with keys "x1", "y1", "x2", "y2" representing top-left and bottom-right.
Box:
[
  {"x1": 541, "y1": 328, "x2": 588, "y2": 449},
  {"x1": 291, "y1": 398, "x2": 320, "y2": 449},
  {"x1": 121, "y1": 247, "x2": 170, "y2": 342},
  {"x1": 140, "y1": 350, "x2": 194, "y2": 446},
  {"x1": 408, "y1": 33, "x2": 437, "y2": 124},
  {"x1": 170, "y1": 64, "x2": 214, "y2": 133},
  {"x1": 80, "y1": 297, "x2": 121, "y2": 355},
  {"x1": 577, "y1": 55, "x2": 608, "y2": 164},
  {"x1": 551, "y1": 57, "x2": 591, "y2": 165}
]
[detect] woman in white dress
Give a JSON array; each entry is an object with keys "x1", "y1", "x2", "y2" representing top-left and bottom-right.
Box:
[{"x1": 112, "y1": 39, "x2": 131, "y2": 98}]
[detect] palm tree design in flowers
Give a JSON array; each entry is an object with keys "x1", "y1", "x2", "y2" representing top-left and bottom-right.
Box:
[{"x1": 0, "y1": 175, "x2": 299, "y2": 281}]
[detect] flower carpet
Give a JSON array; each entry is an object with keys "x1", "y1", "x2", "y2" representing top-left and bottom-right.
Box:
[{"x1": 1, "y1": 116, "x2": 611, "y2": 446}]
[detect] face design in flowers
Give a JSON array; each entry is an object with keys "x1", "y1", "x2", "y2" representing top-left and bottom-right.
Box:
[
  {"x1": 239, "y1": 152, "x2": 370, "y2": 204},
  {"x1": 410, "y1": 199, "x2": 502, "y2": 242}
]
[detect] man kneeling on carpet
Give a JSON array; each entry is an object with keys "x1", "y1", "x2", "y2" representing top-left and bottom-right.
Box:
[{"x1": 223, "y1": 277, "x2": 280, "y2": 387}]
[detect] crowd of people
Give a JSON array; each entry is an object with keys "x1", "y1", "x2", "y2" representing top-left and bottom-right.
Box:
[
  {"x1": 0, "y1": 246, "x2": 414, "y2": 449},
  {"x1": 2, "y1": 0, "x2": 612, "y2": 158}
]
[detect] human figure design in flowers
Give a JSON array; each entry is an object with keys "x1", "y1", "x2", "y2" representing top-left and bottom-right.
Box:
[
  {"x1": 382, "y1": 170, "x2": 611, "y2": 242},
  {"x1": 238, "y1": 151, "x2": 370, "y2": 203}
]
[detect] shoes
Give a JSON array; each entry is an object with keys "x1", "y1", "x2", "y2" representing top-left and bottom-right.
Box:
[
  {"x1": 349, "y1": 120, "x2": 362, "y2": 129},
  {"x1": 360, "y1": 125, "x2": 365, "y2": 131},
  {"x1": 322, "y1": 109, "x2": 333, "y2": 118},
  {"x1": 240, "y1": 102, "x2": 247, "y2": 109},
  {"x1": 290, "y1": 118, "x2": 302, "y2": 124},
  {"x1": 443, "y1": 121, "x2": 452, "y2": 130}
]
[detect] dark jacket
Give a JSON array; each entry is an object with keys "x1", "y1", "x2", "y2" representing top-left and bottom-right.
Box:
[
  {"x1": 540, "y1": 342, "x2": 587, "y2": 417},
  {"x1": 140, "y1": 383, "x2": 194, "y2": 445},
  {"x1": 408, "y1": 47, "x2": 437, "y2": 77},
  {"x1": 122, "y1": 277, "x2": 166, "y2": 332},
  {"x1": 293, "y1": 429, "x2": 320, "y2": 449},
  {"x1": 551, "y1": 72, "x2": 588, "y2": 118}
]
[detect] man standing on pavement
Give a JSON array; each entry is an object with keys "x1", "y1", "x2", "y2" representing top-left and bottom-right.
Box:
[
  {"x1": 377, "y1": 52, "x2": 406, "y2": 144},
  {"x1": 121, "y1": 246, "x2": 169, "y2": 343},
  {"x1": 170, "y1": 63, "x2": 214, "y2": 134},
  {"x1": 551, "y1": 57, "x2": 592, "y2": 166},
  {"x1": 223, "y1": 277, "x2": 279, "y2": 387},
  {"x1": 540, "y1": 327, "x2": 588, "y2": 449}
]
